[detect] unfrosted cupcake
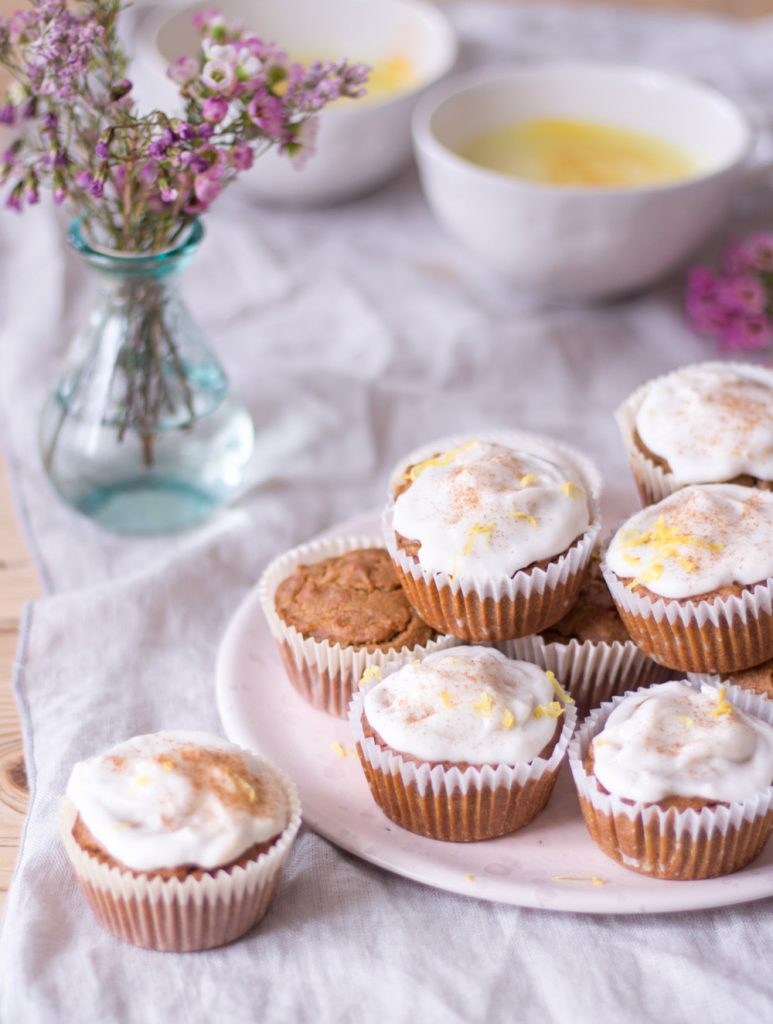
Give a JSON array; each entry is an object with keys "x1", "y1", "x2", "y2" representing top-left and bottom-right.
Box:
[
  {"x1": 382, "y1": 432, "x2": 601, "y2": 642},
  {"x1": 616, "y1": 362, "x2": 773, "y2": 505},
  {"x1": 603, "y1": 484, "x2": 773, "y2": 673},
  {"x1": 569, "y1": 680, "x2": 773, "y2": 880},
  {"x1": 504, "y1": 551, "x2": 669, "y2": 716},
  {"x1": 260, "y1": 537, "x2": 458, "y2": 717},
  {"x1": 349, "y1": 646, "x2": 576, "y2": 841},
  {"x1": 60, "y1": 731, "x2": 301, "y2": 952}
]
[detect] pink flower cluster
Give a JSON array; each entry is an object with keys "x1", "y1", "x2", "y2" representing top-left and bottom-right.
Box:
[
  {"x1": 0, "y1": 1, "x2": 369, "y2": 251},
  {"x1": 686, "y1": 234, "x2": 773, "y2": 352}
]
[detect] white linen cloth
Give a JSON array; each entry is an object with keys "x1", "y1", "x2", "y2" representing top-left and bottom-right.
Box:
[{"x1": 2, "y1": 4, "x2": 773, "y2": 1021}]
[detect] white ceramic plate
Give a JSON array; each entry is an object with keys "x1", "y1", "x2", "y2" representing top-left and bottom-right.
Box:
[{"x1": 215, "y1": 511, "x2": 773, "y2": 915}]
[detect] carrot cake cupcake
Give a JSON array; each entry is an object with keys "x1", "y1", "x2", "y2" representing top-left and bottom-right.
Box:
[
  {"x1": 382, "y1": 433, "x2": 601, "y2": 642},
  {"x1": 349, "y1": 646, "x2": 576, "y2": 841},
  {"x1": 60, "y1": 731, "x2": 301, "y2": 951},
  {"x1": 569, "y1": 680, "x2": 773, "y2": 879},
  {"x1": 616, "y1": 362, "x2": 773, "y2": 505},
  {"x1": 603, "y1": 484, "x2": 773, "y2": 673},
  {"x1": 505, "y1": 550, "x2": 668, "y2": 717},
  {"x1": 260, "y1": 537, "x2": 457, "y2": 718}
]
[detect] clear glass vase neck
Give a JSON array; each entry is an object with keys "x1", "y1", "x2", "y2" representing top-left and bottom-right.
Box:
[{"x1": 67, "y1": 218, "x2": 205, "y2": 281}]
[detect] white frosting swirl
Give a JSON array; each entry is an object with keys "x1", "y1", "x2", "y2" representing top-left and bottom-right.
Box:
[
  {"x1": 591, "y1": 682, "x2": 773, "y2": 803},
  {"x1": 392, "y1": 440, "x2": 590, "y2": 576},
  {"x1": 605, "y1": 484, "x2": 773, "y2": 599},
  {"x1": 66, "y1": 731, "x2": 291, "y2": 872},
  {"x1": 362, "y1": 646, "x2": 566, "y2": 764},
  {"x1": 635, "y1": 363, "x2": 773, "y2": 484}
]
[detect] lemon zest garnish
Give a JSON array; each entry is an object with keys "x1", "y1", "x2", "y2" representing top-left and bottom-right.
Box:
[
  {"x1": 135, "y1": 774, "x2": 150, "y2": 787},
  {"x1": 465, "y1": 873, "x2": 475, "y2": 882},
  {"x1": 546, "y1": 670, "x2": 574, "y2": 705},
  {"x1": 561, "y1": 481, "x2": 583, "y2": 499},
  {"x1": 234, "y1": 775, "x2": 257, "y2": 803},
  {"x1": 711, "y1": 686, "x2": 733, "y2": 717},
  {"x1": 473, "y1": 691, "x2": 495, "y2": 717},
  {"x1": 618, "y1": 515, "x2": 723, "y2": 588},
  {"x1": 359, "y1": 665, "x2": 382, "y2": 688},
  {"x1": 593, "y1": 738, "x2": 609, "y2": 747},
  {"x1": 552, "y1": 874, "x2": 606, "y2": 886},
  {"x1": 534, "y1": 701, "x2": 564, "y2": 720},
  {"x1": 332, "y1": 741, "x2": 347, "y2": 759},
  {"x1": 622, "y1": 554, "x2": 641, "y2": 565},
  {"x1": 626, "y1": 562, "x2": 663, "y2": 589},
  {"x1": 520, "y1": 473, "x2": 539, "y2": 487},
  {"x1": 501, "y1": 708, "x2": 515, "y2": 730},
  {"x1": 510, "y1": 510, "x2": 538, "y2": 527},
  {"x1": 675, "y1": 715, "x2": 695, "y2": 729},
  {"x1": 114, "y1": 821, "x2": 134, "y2": 830},
  {"x1": 463, "y1": 522, "x2": 495, "y2": 556},
  {"x1": 440, "y1": 689, "x2": 454, "y2": 710},
  {"x1": 406, "y1": 440, "x2": 478, "y2": 482},
  {"x1": 159, "y1": 758, "x2": 175, "y2": 772}
]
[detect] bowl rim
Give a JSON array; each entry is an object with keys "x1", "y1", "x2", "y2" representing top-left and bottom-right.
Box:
[
  {"x1": 139, "y1": 0, "x2": 459, "y2": 117},
  {"x1": 412, "y1": 61, "x2": 753, "y2": 197}
]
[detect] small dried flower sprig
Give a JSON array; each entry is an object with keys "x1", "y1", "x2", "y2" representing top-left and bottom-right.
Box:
[
  {"x1": 686, "y1": 233, "x2": 773, "y2": 353},
  {"x1": 0, "y1": 0, "x2": 369, "y2": 251}
]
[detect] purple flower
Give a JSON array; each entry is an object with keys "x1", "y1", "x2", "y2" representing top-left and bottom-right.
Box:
[
  {"x1": 231, "y1": 142, "x2": 253, "y2": 171},
  {"x1": 75, "y1": 169, "x2": 93, "y2": 190},
  {"x1": 168, "y1": 56, "x2": 199, "y2": 86},
  {"x1": 89, "y1": 177, "x2": 104, "y2": 198},
  {"x1": 176, "y1": 121, "x2": 197, "y2": 141},
  {"x1": 201, "y1": 57, "x2": 236, "y2": 95},
  {"x1": 25, "y1": 180, "x2": 39, "y2": 205},
  {"x1": 193, "y1": 171, "x2": 222, "y2": 205},
  {"x1": 716, "y1": 275, "x2": 767, "y2": 316},
  {"x1": 685, "y1": 291, "x2": 730, "y2": 336},
  {"x1": 95, "y1": 138, "x2": 111, "y2": 160},
  {"x1": 686, "y1": 266, "x2": 716, "y2": 300},
  {"x1": 192, "y1": 8, "x2": 225, "y2": 32},
  {"x1": 5, "y1": 185, "x2": 22, "y2": 211},
  {"x1": 160, "y1": 185, "x2": 179, "y2": 203},
  {"x1": 198, "y1": 123, "x2": 214, "y2": 140},
  {"x1": 747, "y1": 233, "x2": 773, "y2": 272},
  {"x1": 202, "y1": 96, "x2": 229, "y2": 123},
  {"x1": 247, "y1": 90, "x2": 284, "y2": 136},
  {"x1": 138, "y1": 160, "x2": 158, "y2": 185},
  {"x1": 0, "y1": 105, "x2": 16, "y2": 126},
  {"x1": 149, "y1": 137, "x2": 169, "y2": 159},
  {"x1": 722, "y1": 315, "x2": 773, "y2": 352}
]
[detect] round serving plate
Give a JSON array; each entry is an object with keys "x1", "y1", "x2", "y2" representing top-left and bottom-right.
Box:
[{"x1": 215, "y1": 510, "x2": 773, "y2": 915}]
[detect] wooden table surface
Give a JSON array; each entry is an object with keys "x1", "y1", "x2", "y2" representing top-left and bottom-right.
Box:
[{"x1": 0, "y1": 0, "x2": 771, "y2": 919}]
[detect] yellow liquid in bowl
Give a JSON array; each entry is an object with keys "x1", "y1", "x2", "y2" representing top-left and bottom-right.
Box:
[{"x1": 457, "y1": 118, "x2": 698, "y2": 188}]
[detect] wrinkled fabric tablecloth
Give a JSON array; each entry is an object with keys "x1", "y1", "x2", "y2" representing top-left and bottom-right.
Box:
[{"x1": 3, "y1": 4, "x2": 773, "y2": 1022}]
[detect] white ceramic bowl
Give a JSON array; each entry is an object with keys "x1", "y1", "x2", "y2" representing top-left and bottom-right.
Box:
[
  {"x1": 134, "y1": 0, "x2": 457, "y2": 205},
  {"x1": 412, "y1": 63, "x2": 752, "y2": 300}
]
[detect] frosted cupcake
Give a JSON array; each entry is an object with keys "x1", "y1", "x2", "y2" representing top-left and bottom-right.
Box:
[
  {"x1": 570, "y1": 680, "x2": 773, "y2": 880},
  {"x1": 504, "y1": 551, "x2": 668, "y2": 717},
  {"x1": 616, "y1": 362, "x2": 773, "y2": 505},
  {"x1": 60, "y1": 731, "x2": 301, "y2": 952},
  {"x1": 603, "y1": 484, "x2": 773, "y2": 673},
  {"x1": 383, "y1": 433, "x2": 601, "y2": 642},
  {"x1": 349, "y1": 646, "x2": 576, "y2": 841},
  {"x1": 260, "y1": 537, "x2": 458, "y2": 717}
]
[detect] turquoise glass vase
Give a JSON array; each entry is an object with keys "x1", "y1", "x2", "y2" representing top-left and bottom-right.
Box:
[{"x1": 39, "y1": 220, "x2": 255, "y2": 534}]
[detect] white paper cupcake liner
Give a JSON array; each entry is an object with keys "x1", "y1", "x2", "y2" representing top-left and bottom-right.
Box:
[
  {"x1": 500, "y1": 634, "x2": 670, "y2": 718},
  {"x1": 615, "y1": 361, "x2": 760, "y2": 506},
  {"x1": 602, "y1": 562, "x2": 773, "y2": 674},
  {"x1": 259, "y1": 535, "x2": 459, "y2": 718},
  {"x1": 382, "y1": 430, "x2": 603, "y2": 642},
  {"x1": 60, "y1": 763, "x2": 302, "y2": 952},
  {"x1": 568, "y1": 679, "x2": 773, "y2": 880},
  {"x1": 348, "y1": 673, "x2": 577, "y2": 841}
]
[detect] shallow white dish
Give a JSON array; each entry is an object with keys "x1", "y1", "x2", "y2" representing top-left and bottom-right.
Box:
[{"x1": 216, "y1": 510, "x2": 773, "y2": 914}]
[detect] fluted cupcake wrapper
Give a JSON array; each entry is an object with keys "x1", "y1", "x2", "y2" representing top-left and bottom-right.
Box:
[
  {"x1": 348, "y1": 679, "x2": 577, "y2": 842},
  {"x1": 382, "y1": 430, "x2": 603, "y2": 642},
  {"x1": 568, "y1": 679, "x2": 773, "y2": 880},
  {"x1": 500, "y1": 634, "x2": 670, "y2": 718},
  {"x1": 60, "y1": 768, "x2": 302, "y2": 952},
  {"x1": 615, "y1": 362, "x2": 756, "y2": 506},
  {"x1": 259, "y1": 535, "x2": 460, "y2": 718},
  {"x1": 602, "y1": 564, "x2": 773, "y2": 674}
]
